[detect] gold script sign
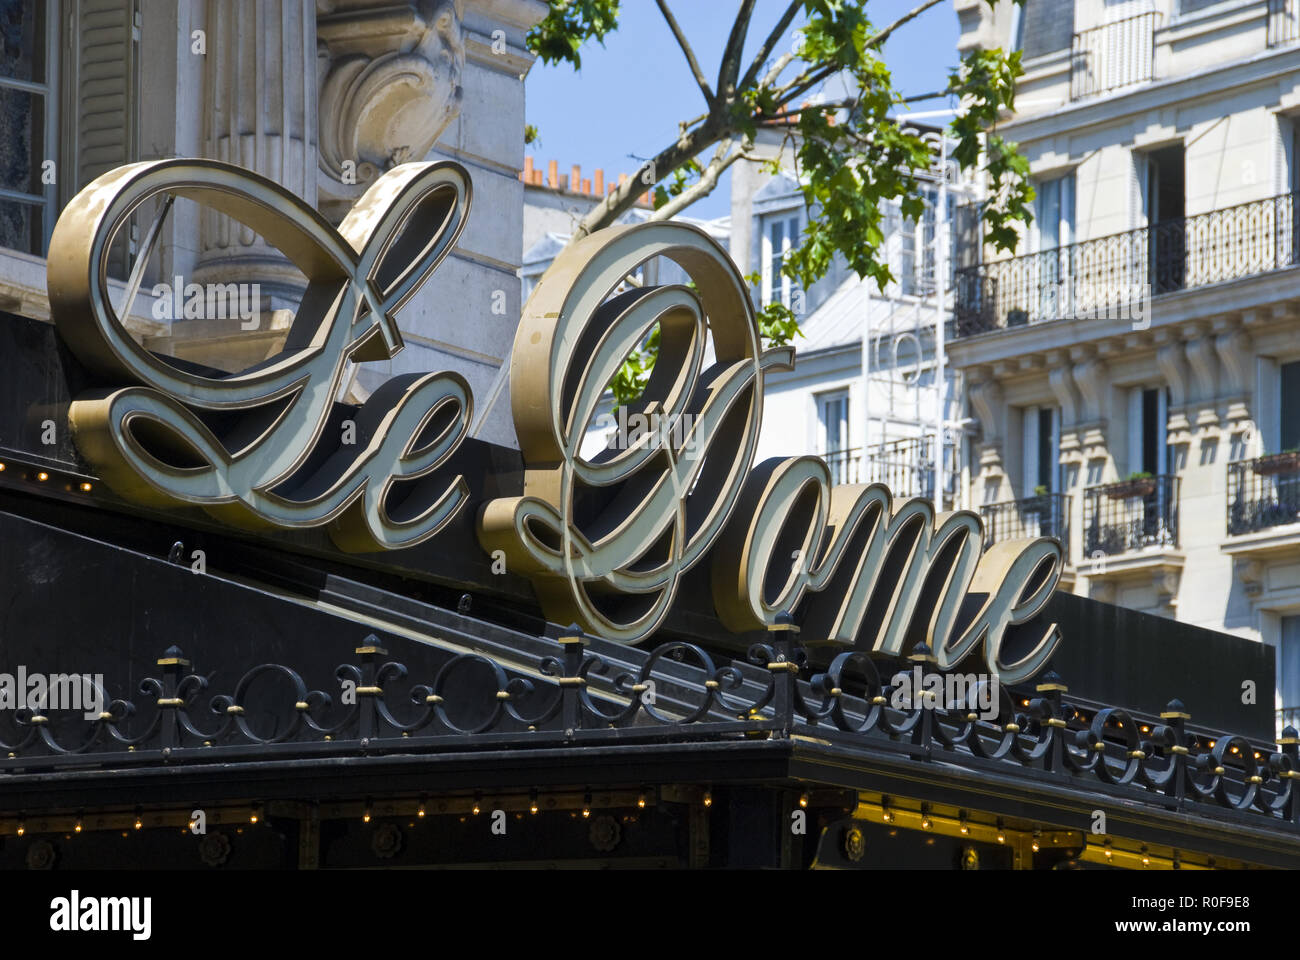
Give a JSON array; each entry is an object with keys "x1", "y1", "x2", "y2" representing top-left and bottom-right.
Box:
[
  {"x1": 477, "y1": 220, "x2": 1063, "y2": 681},
  {"x1": 49, "y1": 158, "x2": 473, "y2": 552},
  {"x1": 48, "y1": 158, "x2": 1063, "y2": 680}
]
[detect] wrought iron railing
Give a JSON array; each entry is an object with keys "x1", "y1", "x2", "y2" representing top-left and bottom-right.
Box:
[
  {"x1": 956, "y1": 192, "x2": 1300, "y2": 336},
  {"x1": 1270, "y1": 0, "x2": 1299, "y2": 48},
  {"x1": 1, "y1": 636, "x2": 1297, "y2": 831},
  {"x1": 1070, "y1": 12, "x2": 1159, "y2": 100},
  {"x1": 825, "y1": 436, "x2": 961, "y2": 502},
  {"x1": 1084, "y1": 475, "x2": 1180, "y2": 556},
  {"x1": 1228, "y1": 453, "x2": 1300, "y2": 534},
  {"x1": 981, "y1": 493, "x2": 1072, "y2": 561}
]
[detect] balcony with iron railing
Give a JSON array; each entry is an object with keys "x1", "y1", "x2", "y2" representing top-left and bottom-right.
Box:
[
  {"x1": 1084, "y1": 475, "x2": 1180, "y2": 557},
  {"x1": 980, "y1": 493, "x2": 1072, "y2": 562},
  {"x1": 1227, "y1": 453, "x2": 1300, "y2": 536},
  {"x1": 955, "y1": 193, "x2": 1300, "y2": 337},
  {"x1": 823, "y1": 436, "x2": 960, "y2": 503},
  {"x1": 1270, "y1": 0, "x2": 1300, "y2": 48},
  {"x1": 1070, "y1": 12, "x2": 1160, "y2": 100}
]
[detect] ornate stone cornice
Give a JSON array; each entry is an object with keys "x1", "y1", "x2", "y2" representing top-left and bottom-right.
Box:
[
  {"x1": 317, "y1": 0, "x2": 467, "y2": 206},
  {"x1": 1212, "y1": 318, "x2": 1253, "y2": 426}
]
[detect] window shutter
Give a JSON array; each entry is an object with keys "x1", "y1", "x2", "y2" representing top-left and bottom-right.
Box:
[
  {"x1": 62, "y1": 0, "x2": 139, "y2": 274},
  {"x1": 66, "y1": 0, "x2": 139, "y2": 192}
]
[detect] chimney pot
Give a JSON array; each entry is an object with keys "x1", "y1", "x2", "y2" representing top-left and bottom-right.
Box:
[
  {"x1": 548, "y1": 160, "x2": 558, "y2": 189},
  {"x1": 571, "y1": 164, "x2": 581, "y2": 192},
  {"x1": 593, "y1": 168, "x2": 605, "y2": 194},
  {"x1": 581, "y1": 178, "x2": 591, "y2": 194}
]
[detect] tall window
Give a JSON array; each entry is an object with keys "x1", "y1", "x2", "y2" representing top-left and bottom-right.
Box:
[
  {"x1": 1144, "y1": 144, "x2": 1186, "y2": 293},
  {"x1": 0, "y1": 0, "x2": 57, "y2": 255},
  {"x1": 1282, "y1": 359, "x2": 1300, "y2": 452},
  {"x1": 817, "y1": 389, "x2": 850, "y2": 483},
  {"x1": 1128, "y1": 385, "x2": 1168, "y2": 475},
  {"x1": 1033, "y1": 173, "x2": 1075, "y2": 318},
  {"x1": 1022, "y1": 405, "x2": 1060, "y2": 494},
  {"x1": 897, "y1": 184, "x2": 956, "y2": 297},
  {"x1": 1033, "y1": 173, "x2": 1075, "y2": 252},
  {"x1": 762, "y1": 212, "x2": 802, "y2": 309}
]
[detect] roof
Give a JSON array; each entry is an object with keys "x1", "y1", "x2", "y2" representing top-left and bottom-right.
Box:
[{"x1": 788, "y1": 274, "x2": 946, "y2": 356}]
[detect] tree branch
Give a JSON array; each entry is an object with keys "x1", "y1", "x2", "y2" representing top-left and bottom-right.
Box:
[
  {"x1": 738, "y1": 0, "x2": 803, "y2": 93},
  {"x1": 867, "y1": 0, "x2": 947, "y2": 48},
  {"x1": 760, "y1": 51, "x2": 797, "y2": 88},
  {"x1": 571, "y1": 120, "x2": 729, "y2": 239},
  {"x1": 655, "y1": 0, "x2": 716, "y2": 108},
  {"x1": 771, "y1": 61, "x2": 838, "y2": 109},
  {"x1": 649, "y1": 139, "x2": 750, "y2": 221},
  {"x1": 716, "y1": 0, "x2": 757, "y2": 102}
]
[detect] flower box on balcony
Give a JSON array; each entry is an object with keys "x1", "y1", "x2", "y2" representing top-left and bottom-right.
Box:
[
  {"x1": 1252, "y1": 452, "x2": 1300, "y2": 477},
  {"x1": 1105, "y1": 478, "x2": 1156, "y2": 500}
]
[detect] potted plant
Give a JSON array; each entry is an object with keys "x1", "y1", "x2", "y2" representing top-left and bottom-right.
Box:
[
  {"x1": 1106, "y1": 471, "x2": 1156, "y2": 500},
  {"x1": 1253, "y1": 448, "x2": 1300, "y2": 476}
]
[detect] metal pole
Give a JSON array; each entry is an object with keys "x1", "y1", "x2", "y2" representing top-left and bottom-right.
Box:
[
  {"x1": 861, "y1": 276, "x2": 871, "y2": 465},
  {"x1": 934, "y1": 137, "x2": 948, "y2": 509}
]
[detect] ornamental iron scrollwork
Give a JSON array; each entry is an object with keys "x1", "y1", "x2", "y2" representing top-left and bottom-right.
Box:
[{"x1": 2, "y1": 633, "x2": 1296, "y2": 830}]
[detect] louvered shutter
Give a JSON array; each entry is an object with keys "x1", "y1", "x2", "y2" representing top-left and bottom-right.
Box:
[
  {"x1": 62, "y1": 0, "x2": 138, "y2": 275},
  {"x1": 67, "y1": 0, "x2": 138, "y2": 190}
]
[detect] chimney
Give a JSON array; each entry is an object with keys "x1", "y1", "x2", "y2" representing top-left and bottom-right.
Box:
[
  {"x1": 532, "y1": 169, "x2": 543, "y2": 185},
  {"x1": 548, "y1": 160, "x2": 558, "y2": 189},
  {"x1": 593, "y1": 168, "x2": 604, "y2": 194},
  {"x1": 571, "y1": 164, "x2": 581, "y2": 193},
  {"x1": 523, "y1": 156, "x2": 534, "y2": 183},
  {"x1": 581, "y1": 178, "x2": 591, "y2": 195}
]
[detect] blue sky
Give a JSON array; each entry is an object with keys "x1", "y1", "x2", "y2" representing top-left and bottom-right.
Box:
[{"x1": 523, "y1": 0, "x2": 962, "y2": 220}]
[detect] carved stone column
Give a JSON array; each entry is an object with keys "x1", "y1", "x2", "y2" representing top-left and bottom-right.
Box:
[{"x1": 194, "y1": 0, "x2": 320, "y2": 307}]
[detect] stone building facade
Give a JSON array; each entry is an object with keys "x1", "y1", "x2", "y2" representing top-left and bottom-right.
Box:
[
  {"x1": 0, "y1": 0, "x2": 546, "y2": 446},
  {"x1": 952, "y1": 0, "x2": 1300, "y2": 728}
]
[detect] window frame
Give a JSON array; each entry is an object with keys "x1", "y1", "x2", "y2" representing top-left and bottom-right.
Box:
[
  {"x1": 0, "y1": 0, "x2": 60, "y2": 256},
  {"x1": 760, "y1": 207, "x2": 802, "y2": 309},
  {"x1": 1021, "y1": 403, "x2": 1060, "y2": 494},
  {"x1": 816, "y1": 388, "x2": 850, "y2": 455}
]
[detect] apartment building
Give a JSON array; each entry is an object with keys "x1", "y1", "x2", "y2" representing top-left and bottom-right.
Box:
[
  {"x1": 525, "y1": 124, "x2": 973, "y2": 501},
  {"x1": 734, "y1": 124, "x2": 973, "y2": 506},
  {"x1": 952, "y1": 0, "x2": 1300, "y2": 728}
]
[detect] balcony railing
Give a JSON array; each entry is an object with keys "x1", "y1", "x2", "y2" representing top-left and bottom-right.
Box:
[
  {"x1": 1084, "y1": 475, "x2": 1180, "y2": 557},
  {"x1": 1270, "y1": 0, "x2": 1299, "y2": 48},
  {"x1": 955, "y1": 192, "x2": 1300, "y2": 336},
  {"x1": 980, "y1": 493, "x2": 1072, "y2": 562},
  {"x1": 1227, "y1": 453, "x2": 1300, "y2": 535},
  {"x1": 823, "y1": 436, "x2": 961, "y2": 502},
  {"x1": 1070, "y1": 12, "x2": 1159, "y2": 100}
]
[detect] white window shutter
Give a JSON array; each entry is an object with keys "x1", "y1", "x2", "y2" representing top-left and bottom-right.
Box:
[{"x1": 64, "y1": 0, "x2": 138, "y2": 198}]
